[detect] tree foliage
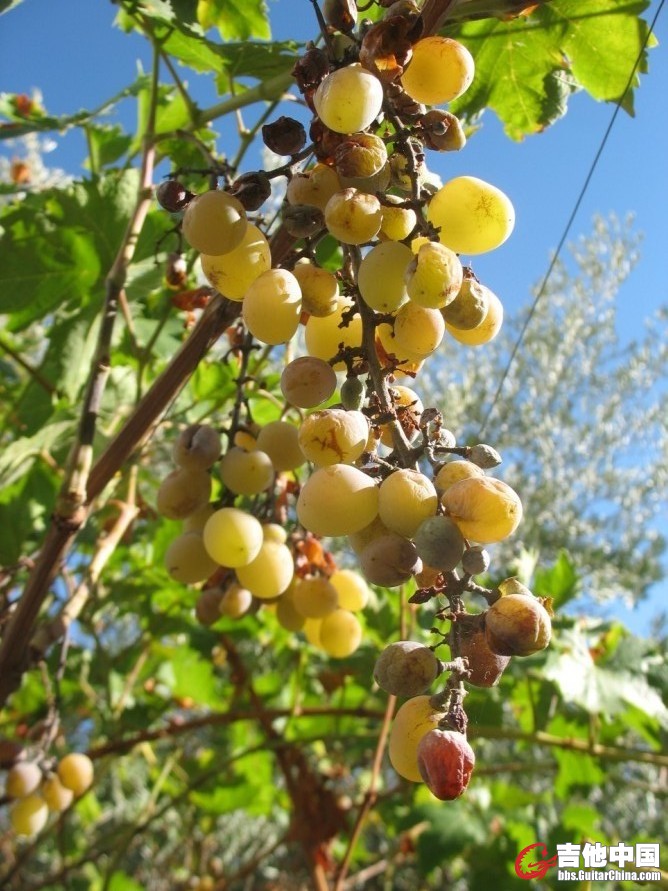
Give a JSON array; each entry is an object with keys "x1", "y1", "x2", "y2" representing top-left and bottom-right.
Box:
[{"x1": 0, "y1": 1, "x2": 665, "y2": 889}]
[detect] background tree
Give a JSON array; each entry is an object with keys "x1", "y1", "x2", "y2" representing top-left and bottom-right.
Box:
[{"x1": 0, "y1": 1, "x2": 666, "y2": 889}]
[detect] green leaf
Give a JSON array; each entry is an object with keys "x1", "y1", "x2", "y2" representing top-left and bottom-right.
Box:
[
  {"x1": 198, "y1": 0, "x2": 270, "y2": 40},
  {"x1": 0, "y1": 420, "x2": 74, "y2": 489},
  {"x1": 533, "y1": 550, "x2": 579, "y2": 607},
  {"x1": 108, "y1": 872, "x2": 145, "y2": 891},
  {"x1": 84, "y1": 124, "x2": 133, "y2": 172}
]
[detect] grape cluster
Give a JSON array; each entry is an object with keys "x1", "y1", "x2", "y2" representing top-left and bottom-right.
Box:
[
  {"x1": 1, "y1": 746, "x2": 94, "y2": 837},
  {"x1": 155, "y1": 0, "x2": 554, "y2": 802}
]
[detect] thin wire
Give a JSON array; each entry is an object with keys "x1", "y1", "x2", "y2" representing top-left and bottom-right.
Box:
[{"x1": 478, "y1": 0, "x2": 665, "y2": 439}]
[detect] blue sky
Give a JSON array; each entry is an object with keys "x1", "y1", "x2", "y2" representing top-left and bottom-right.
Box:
[{"x1": 1, "y1": 0, "x2": 666, "y2": 632}]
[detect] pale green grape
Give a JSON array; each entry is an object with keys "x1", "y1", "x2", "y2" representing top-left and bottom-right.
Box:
[
  {"x1": 10, "y1": 794, "x2": 48, "y2": 837},
  {"x1": 441, "y1": 476, "x2": 522, "y2": 543},
  {"x1": 292, "y1": 575, "x2": 339, "y2": 619},
  {"x1": 405, "y1": 241, "x2": 462, "y2": 310},
  {"x1": 242, "y1": 268, "x2": 302, "y2": 345},
  {"x1": 286, "y1": 163, "x2": 342, "y2": 211},
  {"x1": 41, "y1": 775, "x2": 74, "y2": 812},
  {"x1": 219, "y1": 447, "x2": 275, "y2": 495},
  {"x1": 324, "y1": 189, "x2": 382, "y2": 245},
  {"x1": 165, "y1": 532, "x2": 219, "y2": 585},
  {"x1": 378, "y1": 468, "x2": 438, "y2": 539},
  {"x1": 57, "y1": 753, "x2": 94, "y2": 797},
  {"x1": 256, "y1": 421, "x2": 305, "y2": 472},
  {"x1": 292, "y1": 261, "x2": 339, "y2": 317},
  {"x1": 446, "y1": 289, "x2": 503, "y2": 345},
  {"x1": 275, "y1": 585, "x2": 306, "y2": 632},
  {"x1": 203, "y1": 507, "x2": 264, "y2": 568},
  {"x1": 379, "y1": 196, "x2": 417, "y2": 242},
  {"x1": 172, "y1": 424, "x2": 221, "y2": 471},
  {"x1": 329, "y1": 569, "x2": 370, "y2": 612},
  {"x1": 156, "y1": 467, "x2": 212, "y2": 520},
  {"x1": 298, "y1": 408, "x2": 369, "y2": 467},
  {"x1": 392, "y1": 301, "x2": 445, "y2": 359},
  {"x1": 200, "y1": 224, "x2": 271, "y2": 301},
  {"x1": 6, "y1": 762, "x2": 41, "y2": 799},
  {"x1": 401, "y1": 36, "x2": 474, "y2": 106},
  {"x1": 182, "y1": 189, "x2": 247, "y2": 256},
  {"x1": 182, "y1": 503, "x2": 215, "y2": 534},
  {"x1": 427, "y1": 176, "x2": 515, "y2": 255},
  {"x1": 262, "y1": 523, "x2": 288, "y2": 544},
  {"x1": 319, "y1": 609, "x2": 362, "y2": 658},
  {"x1": 304, "y1": 297, "x2": 363, "y2": 369},
  {"x1": 358, "y1": 242, "x2": 412, "y2": 312},
  {"x1": 441, "y1": 275, "x2": 490, "y2": 330},
  {"x1": 280, "y1": 356, "x2": 338, "y2": 408},
  {"x1": 219, "y1": 582, "x2": 253, "y2": 618},
  {"x1": 433, "y1": 460, "x2": 484, "y2": 493},
  {"x1": 314, "y1": 64, "x2": 384, "y2": 134},
  {"x1": 297, "y1": 464, "x2": 379, "y2": 537},
  {"x1": 236, "y1": 540, "x2": 294, "y2": 600}
]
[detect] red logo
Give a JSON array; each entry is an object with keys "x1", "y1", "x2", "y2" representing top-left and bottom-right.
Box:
[{"x1": 515, "y1": 843, "x2": 559, "y2": 880}]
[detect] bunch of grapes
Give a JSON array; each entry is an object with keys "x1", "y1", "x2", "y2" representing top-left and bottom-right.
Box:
[
  {"x1": 156, "y1": 0, "x2": 554, "y2": 802},
  {"x1": 1, "y1": 744, "x2": 94, "y2": 837}
]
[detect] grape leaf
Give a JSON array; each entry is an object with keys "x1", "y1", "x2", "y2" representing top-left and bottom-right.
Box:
[{"x1": 450, "y1": 0, "x2": 653, "y2": 140}]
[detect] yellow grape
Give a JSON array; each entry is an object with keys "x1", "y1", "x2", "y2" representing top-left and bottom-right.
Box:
[
  {"x1": 57, "y1": 752, "x2": 94, "y2": 797},
  {"x1": 303, "y1": 617, "x2": 323, "y2": 647},
  {"x1": 236, "y1": 540, "x2": 294, "y2": 600},
  {"x1": 405, "y1": 241, "x2": 463, "y2": 310},
  {"x1": 446, "y1": 289, "x2": 503, "y2": 345},
  {"x1": 242, "y1": 268, "x2": 302, "y2": 345},
  {"x1": 203, "y1": 507, "x2": 264, "y2": 568},
  {"x1": 286, "y1": 163, "x2": 342, "y2": 211},
  {"x1": 297, "y1": 464, "x2": 379, "y2": 537},
  {"x1": 41, "y1": 775, "x2": 74, "y2": 812},
  {"x1": 319, "y1": 609, "x2": 362, "y2": 658},
  {"x1": 392, "y1": 301, "x2": 445, "y2": 359},
  {"x1": 256, "y1": 421, "x2": 305, "y2": 472},
  {"x1": 292, "y1": 575, "x2": 339, "y2": 619},
  {"x1": 200, "y1": 224, "x2": 271, "y2": 301},
  {"x1": 263, "y1": 523, "x2": 288, "y2": 544},
  {"x1": 434, "y1": 460, "x2": 485, "y2": 493},
  {"x1": 329, "y1": 569, "x2": 370, "y2": 612},
  {"x1": 388, "y1": 695, "x2": 445, "y2": 782},
  {"x1": 219, "y1": 447, "x2": 275, "y2": 495},
  {"x1": 401, "y1": 36, "x2": 474, "y2": 106},
  {"x1": 314, "y1": 64, "x2": 384, "y2": 134},
  {"x1": 275, "y1": 585, "x2": 306, "y2": 632},
  {"x1": 298, "y1": 408, "x2": 369, "y2": 467},
  {"x1": 304, "y1": 297, "x2": 363, "y2": 369},
  {"x1": 427, "y1": 176, "x2": 515, "y2": 255},
  {"x1": 218, "y1": 582, "x2": 253, "y2": 618},
  {"x1": 280, "y1": 356, "x2": 338, "y2": 408},
  {"x1": 358, "y1": 241, "x2": 412, "y2": 312},
  {"x1": 378, "y1": 468, "x2": 438, "y2": 539},
  {"x1": 324, "y1": 188, "x2": 382, "y2": 245},
  {"x1": 182, "y1": 189, "x2": 247, "y2": 256},
  {"x1": 172, "y1": 424, "x2": 221, "y2": 471},
  {"x1": 379, "y1": 195, "x2": 417, "y2": 242},
  {"x1": 156, "y1": 467, "x2": 212, "y2": 520},
  {"x1": 292, "y1": 261, "x2": 339, "y2": 317},
  {"x1": 182, "y1": 503, "x2": 215, "y2": 534},
  {"x1": 6, "y1": 762, "x2": 42, "y2": 798},
  {"x1": 441, "y1": 274, "x2": 490, "y2": 330},
  {"x1": 10, "y1": 794, "x2": 48, "y2": 837},
  {"x1": 165, "y1": 532, "x2": 219, "y2": 585},
  {"x1": 441, "y1": 476, "x2": 522, "y2": 543}
]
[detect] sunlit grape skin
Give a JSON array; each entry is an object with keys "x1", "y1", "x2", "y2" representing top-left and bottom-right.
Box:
[
  {"x1": 296, "y1": 464, "x2": 379, "y2": 537},
  {"x1": 203, "y1": 508, "x2": 264, "y2": 568},
  {"x1": 427, "y1": 176, "x2": 515, "y2": 256},
  {"x1": 57, "y1": 752, "x2": 94, "y2": 797},
  {"x1": 10, "y1": 794, "x2": 48, "y2": 837},
  {"x1": 181, "y1": 189, "x2": 247, "y2": 256},
  {"x1": 441, "y1": 476, "x2": 522, "y2": 543},
  {"x1": 319, "y1": 609, "x2": 362, "y2": 658},
  {"x1": 401, "y1": 36, "x2": 474, "y2": 106},
  {"x1": 314, "y1": 64, "x2": 384, "y2": 134},
  {"x1": 388, "y1": 695, "x2": 445, "y2": 783},
  {"x1": 200, "y1": 224, "x2": 271, "y2": 301},
  {"x1": 242, "y1": 268, "x2": 302, "y2": 345}
]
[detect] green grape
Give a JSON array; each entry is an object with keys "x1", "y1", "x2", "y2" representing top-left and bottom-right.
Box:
[
  {"x1": 358, "y1": 241, "x2": 412, "y2": 312},
  {"x1": 319, "y1": 609, "x2": 362, "y2": 658},
  {"x1": 441, "y1": 476, "x2": 522, "y2": 543},
  {"x1": 314, "y1": 64, "x2": 384, "y2": 134},
  {"x1": 392, "y1": 301, "x2": 445, "y2": 359},
  {"x1": 378, "y1": 468, "x2": 438, "y2": 539},
  {"x1": 292, "y1": 261, "x2": 339, "y2": 317},
  {"x1": 329, "y1": 568, "x2": 370, "y2": 612},
  {"x1": 405, "y1": 241, "x2": 463, "y2": 310},
  {"x1": 324, "y1": 188, "x2": 382, "y2": 245},
  {"x1": 6, "y1": 761, "x2": 41, "y2": 798},
  {"x1": 441, "y1": 274, "x2": 490, "y2": 330},
  {"x1": 57, "y1": 752, "x2": 94, "y2": 797},
  {"x1": 41, "y1": 774, "x2": 74, "y2": 812},
  {"x1": 434, "y1": 459, "x2": 484, "y2": 493},
  {"x1": 165, "y1": 532, "x2": 219, "y2": 585},
  {"x1": 219, "y1": 582, "x2": 253, "y2": 618},
  {"x1": 359, "y1": 532, "x2": 421, "y2": 587},
  {"x1": 427, "y1": 176, "x2": 515, "y2": 255},
  {"x1": 296, "y1": 464, "x2": 379, "y2": 537},
  {"x1": 10, "y1": 794, "x2": 48, "y2": 837},
  {"x1": 219, "y1": 447, "x2": 275, "y2": 495},
  {"x1": 156, "y1": 467, "x2": 212, "y2": 520},
  {"x1": 286, "y1": 163, "x2": 342, "y2": 211},
  {"x1": 304, "y1": 297, "x2": 363, "y2": 369},
  {"x1": 182, "y1": 189, "x2": 248, "y2": 256},
  {"x1": 446, "y1": 288, "x2": 503, "y2": 345},
  {"x1": 172, "y1": 424, "x2": 221, "y2": 471},
  {"x1": 401, "y1": 36, "x2": 474, "y2": 106},
  {"x1": 203, "y1": 507, "x2": 264, "y2": 568},
  {"x1": 256, "y1": 421, "x2": 305, "y2": 472},
  {"x1": 388, "y1": 695, "x2": 445, "y2": 782},
  {"x1": 379, "y1": 196, "x2": 417, "y2": 242},
  {"x1": 236, "y1": 540, "x2": 294, "y2": 600},
  {"x1": 242, "y1": 268, "x2": 302, "y2": 345},
  {"x1": 200, "y1": 224, "x2": 271, "y2": 301},
  {"x1": 412, "y1": 515, "x2": 465, "y2": 571},
  {"x1": 340, "y1": 376, "x2": 365, "y2": 411},
  {"x1": 292, "y1": 575, "x2": 339, "y2": 619},
  {"x1": 280, "y1": 356, "x2": 338, "y2": 408},
  {"x1": 374, "y1": 641, "x2": 440, "y2": 698},
  {"x1": 298, "y1": 408, "x2": 369, "y2": 467}
]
